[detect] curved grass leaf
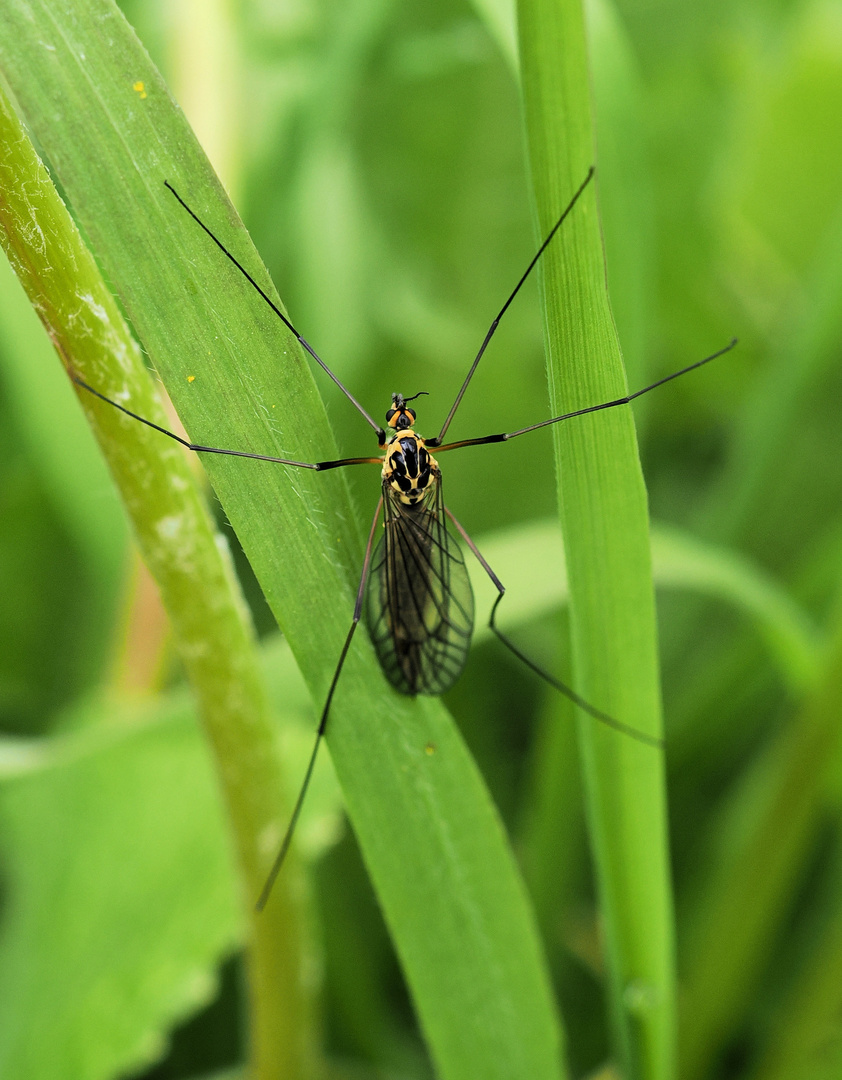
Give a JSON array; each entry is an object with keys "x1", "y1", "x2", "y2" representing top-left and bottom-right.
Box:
[{"x1": 0, "y1": 2, "x2": 566, "y2": 1077}]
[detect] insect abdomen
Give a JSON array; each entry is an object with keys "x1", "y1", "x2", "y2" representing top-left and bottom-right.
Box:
[{"x1": 365, "y1": 485, "x2": 474, "y2": 696}]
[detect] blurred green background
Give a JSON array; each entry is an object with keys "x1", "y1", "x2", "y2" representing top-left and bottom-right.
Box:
[{"x1": 1, "y1": 0, "x2": 842, "y2": 1078}]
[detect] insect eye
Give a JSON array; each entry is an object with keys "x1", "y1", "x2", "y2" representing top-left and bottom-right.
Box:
[
  {"x1": 386, "y1": 408, "x2": 397, "y2": 425},
  {"x1": 407, "y1": 408, "x2": 416, "y2": 422}
]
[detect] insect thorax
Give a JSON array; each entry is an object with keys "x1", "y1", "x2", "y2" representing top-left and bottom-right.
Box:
[{"x1": 382, "y1": 431, "x2": 439, "y2": 505}]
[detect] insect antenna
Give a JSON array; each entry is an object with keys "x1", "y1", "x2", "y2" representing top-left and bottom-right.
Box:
[{"x1": 164, "y1": 181, "x2": 385, "y2": 441}]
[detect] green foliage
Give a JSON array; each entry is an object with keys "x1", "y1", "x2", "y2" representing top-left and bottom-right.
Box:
[
  {"x1": 0, "y1": 700, "x2": 240, "y2": 1080},
  {"x1": 0, "y1": 0, "x2": 841, "y2": 1079}
]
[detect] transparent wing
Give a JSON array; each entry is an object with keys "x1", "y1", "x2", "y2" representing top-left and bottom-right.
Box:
[{"x1": 365, "y1": 476, "x2": 474, "y2": 696}]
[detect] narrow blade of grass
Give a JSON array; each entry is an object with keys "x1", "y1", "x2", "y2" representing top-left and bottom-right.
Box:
[{"x1": 517, "y1": 0, "x2": 676, "y2": 1077}]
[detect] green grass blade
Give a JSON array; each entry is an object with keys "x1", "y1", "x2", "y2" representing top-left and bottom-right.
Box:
[
  {"x1": 517, "y1": 0, "x2": 675, "y2": 1077},
  {"x1": 0, "y1": 3, "x2": 567, "y2": 1076}
]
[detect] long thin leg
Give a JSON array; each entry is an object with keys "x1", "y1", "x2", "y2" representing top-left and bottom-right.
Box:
[
  {"x1": 434, "y1": 168, "x2": 595, "y2": 445},
  {"x1": 73, "y1": 375, "x2": 382, "y2": 471},
  {"x1": 433, "y1": 339, "x2": 738, "y2": 454},
  {"x1": 256, "y1": 496, "x2": 384, "y2": 911},
  {"x1": 445, "y1": 509, "x2": 664, "y2": 750},
  {"x1": 164, "y1": 182, "x2": 385, "y2": 441}
]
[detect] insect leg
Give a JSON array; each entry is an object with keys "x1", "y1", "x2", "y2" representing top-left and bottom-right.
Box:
[
  {"x1": 445, "y1": 509, "x2": 663, "y2": 750},
  {"x1": 256, "y1": 496, "x2": 384, "y2": 911},
  {"x1": 72, "y1": 375, "x2": 381, "y2": 471},
  {"x1": 433, "y1": 339, "x2": 738, "y2": 454}
]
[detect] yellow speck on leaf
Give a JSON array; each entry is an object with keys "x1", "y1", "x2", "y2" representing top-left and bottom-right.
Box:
[
  {"x1": 425, "y1": 743, "x2": 436, "y2": 756},
  {"x1": 187, "y1": 375, "x2": 196, "y2": 383},
  {"x1": 133, "y1": 81, "x2": 147, "y2": 100}
]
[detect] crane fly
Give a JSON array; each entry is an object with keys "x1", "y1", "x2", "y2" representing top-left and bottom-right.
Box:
[{"x1": 73, "y1": 167, "x2": 737, "y2": 909}]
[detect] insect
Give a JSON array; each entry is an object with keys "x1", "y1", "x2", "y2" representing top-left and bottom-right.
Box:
[{"x1": 74, "y1": 167, "x2": 736, "y2": 908}]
